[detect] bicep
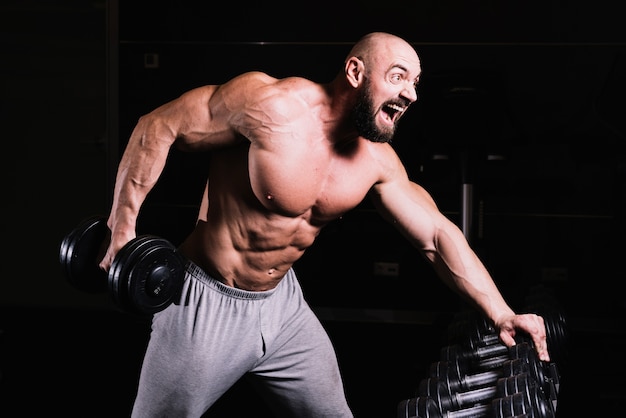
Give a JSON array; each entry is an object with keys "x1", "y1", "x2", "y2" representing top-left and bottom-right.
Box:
[
  {"x1": 369, "y1": 177, "x2": 446, "y2": 252},
  {"x1": 133, "y1": 72, "x2": 280, "y2": 153},
  {"x1": 166, "y1": 85, "x2": 243, "y2": 150}
]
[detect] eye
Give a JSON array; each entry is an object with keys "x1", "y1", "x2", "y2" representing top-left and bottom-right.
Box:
[{"x1": 390, "y1": 73, "x2": 403, "y2": 84}]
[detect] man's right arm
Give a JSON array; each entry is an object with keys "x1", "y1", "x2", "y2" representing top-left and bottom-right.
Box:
[
  {"x1": 99, "y1": 71, "x2": 290, "y2": 271},
  {"x1": 99, "y1": 84, "x2": 231, "y2": 271}
]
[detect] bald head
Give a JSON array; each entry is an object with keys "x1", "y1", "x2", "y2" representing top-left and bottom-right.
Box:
[{"x1": 346, "y1": 32, "x2": 419, "y2": 71}]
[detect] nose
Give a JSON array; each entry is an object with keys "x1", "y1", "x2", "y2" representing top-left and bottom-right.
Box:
[{"x1": 402, "y1": 82, "x2": 418, "y2": 103}]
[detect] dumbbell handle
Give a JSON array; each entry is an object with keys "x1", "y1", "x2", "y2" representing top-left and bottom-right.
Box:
[
  {"x1": 425, "y1": 360, "x2": 559, "y2": 413},
  {"x1": 423, "y1": 372, "x2": 550, "y2": 414},
  {"x1": 441, "y1": 339, "x2": 554, "y2": 378},
  {"x1": 441, "y1": 341, "x2": 509, "y2": 365},
  {"x1": 430, "y1": 343, "x2": 560, "y2": 396},
  {"x1": 399, "y1": 385, "x2": 554, "y2": 418},
  {"x1": 428, "y1": 358, "x2": 532, "y2": 394}
]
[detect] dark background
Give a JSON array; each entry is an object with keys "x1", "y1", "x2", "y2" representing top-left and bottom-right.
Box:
[{"x1": 1, "y1": 0, "x2": 625, "y2": 416}]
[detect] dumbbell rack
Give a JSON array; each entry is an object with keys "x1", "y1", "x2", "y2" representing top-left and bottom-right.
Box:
[{"x1": 397, "y1": 293, "x2": 568, "y2": 418}]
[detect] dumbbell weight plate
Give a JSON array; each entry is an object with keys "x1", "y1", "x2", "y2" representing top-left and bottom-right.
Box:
[
  {"x1": 108, "y1": 235, "x2": 185, "y2": 315},
  {"x1": 59, "y1": 216, "x2": 108, "y2": 293},
  {"x1": 397, "y1": 396, "x2": 440, "y2": 418}
]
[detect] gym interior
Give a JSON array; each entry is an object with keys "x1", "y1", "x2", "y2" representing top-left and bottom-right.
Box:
[{"x1": 2, "y1": 1, "x2": 625, "y2": 416}]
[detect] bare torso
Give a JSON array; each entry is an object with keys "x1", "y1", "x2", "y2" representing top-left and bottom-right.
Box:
[{"x1": 179, "y1": 127, "x2": 386, "y2": 291}]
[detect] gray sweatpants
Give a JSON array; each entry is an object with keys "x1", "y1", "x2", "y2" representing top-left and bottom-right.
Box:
[{"x1": 131, "y1": 261, "x2": 353, "y2": 418}]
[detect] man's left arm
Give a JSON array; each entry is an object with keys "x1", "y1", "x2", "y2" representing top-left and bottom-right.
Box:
[{"x1": 368, "y1": 155, "x2": 550, "y2": 361}]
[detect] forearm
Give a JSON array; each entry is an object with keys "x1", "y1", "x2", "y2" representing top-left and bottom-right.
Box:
[
  {"x1": 106, "y1": 117, "x2": 174, "y2": 250},
  {"x1": 426, "y1": 220, "x2": 552, "y2": 360},
  {"x1": 426, "y1": 222, "x2": 515, "y2": 323}
]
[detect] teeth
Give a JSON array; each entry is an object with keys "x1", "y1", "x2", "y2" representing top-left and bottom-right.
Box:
[{"x1": 387, "y1": 104, "x2": 404, "y2": 111}]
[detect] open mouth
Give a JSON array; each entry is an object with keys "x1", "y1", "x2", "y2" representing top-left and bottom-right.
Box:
[{"x1": 382, "y1": 103, "x2": 407, "y2": 125}]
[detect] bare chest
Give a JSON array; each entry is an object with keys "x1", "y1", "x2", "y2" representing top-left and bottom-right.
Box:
[{"x1": 248, "y1": 140, "x2": 380, "y2": 222}]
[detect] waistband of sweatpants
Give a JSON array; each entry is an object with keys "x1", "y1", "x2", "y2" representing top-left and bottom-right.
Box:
[{"x1": 185, "y1": 260, "x2": 279, "y2": 300}]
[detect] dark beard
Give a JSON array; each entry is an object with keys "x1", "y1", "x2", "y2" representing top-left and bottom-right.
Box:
[{"x1": 351, "y1": 82, "x2": 395, "y2": 143}]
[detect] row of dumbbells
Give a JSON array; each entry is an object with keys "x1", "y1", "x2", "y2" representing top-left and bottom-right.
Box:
[{"x1": 397, "y1": 300, "x2": 568, "y2": 418}]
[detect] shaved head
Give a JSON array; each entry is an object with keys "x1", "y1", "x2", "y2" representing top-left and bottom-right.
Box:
[{"x1": 346, "y1": 32, "x2": 419, "y2": 71}]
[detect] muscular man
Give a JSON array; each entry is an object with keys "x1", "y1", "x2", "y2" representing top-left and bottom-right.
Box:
[{"x1": 100, "y1": 32, "x2": 550, "y2": 417}]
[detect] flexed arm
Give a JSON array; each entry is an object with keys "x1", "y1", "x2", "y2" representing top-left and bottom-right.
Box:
[{"x1": 99, "y1": 84, "x2": 232, "y2": 271}]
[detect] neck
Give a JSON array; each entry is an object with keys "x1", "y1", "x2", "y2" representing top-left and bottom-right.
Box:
[{"x1": 323, "y1": 79, "x2": 360, "y2": 146}]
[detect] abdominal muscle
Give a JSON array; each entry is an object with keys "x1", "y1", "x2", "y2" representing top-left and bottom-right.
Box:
[
  {"x1": 178, "y1": 203, "x2": 321, "y2": 291},
  {"x1": 177, "y1": 138, "x2": 379, "y2": 291},
  {"x1": 176, "y1": 143, "x2": 332, "y2": 290}
]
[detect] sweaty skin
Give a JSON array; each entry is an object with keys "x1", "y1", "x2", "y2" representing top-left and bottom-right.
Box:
[{"x1": 100, "y1": 32, "x2": 550, "y2": 361}]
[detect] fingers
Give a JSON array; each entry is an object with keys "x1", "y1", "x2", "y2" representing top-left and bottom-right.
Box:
[
  {"x1": 531, "y1": 315, "x2": 551, "y2": 362},
  {"x1": 535, "y1": 341, "x2": 551, "y2": 362},
  {"x1": 498, "y1": 329, "x2": 517, "y2": 348},
  {"x1": 518, "y1": 313, "x2": 551, "y2": 362},
  {"x1": 498, "y1": 313, "x2": 551, "y2": 362}
]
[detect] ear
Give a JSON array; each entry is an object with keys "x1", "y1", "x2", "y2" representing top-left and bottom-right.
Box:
[{"x1": 345, "y1": 56, "x2": 364, "y2": 88}]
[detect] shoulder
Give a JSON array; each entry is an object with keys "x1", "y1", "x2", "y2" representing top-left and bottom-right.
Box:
[
  {"x1": 364, "y1": 141, "x2": 408, "y2": 184},
  {"x1": 218, "y1": 72, "x2": 317, "y2": 102},
  {"x1": 175, "y1": 72, "x2": 319, "y2": 114},
  {"x1": 234, "y1": 73, "x2": 321, "y2": 112},
  {"x1": 216, "y1": 72, "x2": 322, "y2": 126}
]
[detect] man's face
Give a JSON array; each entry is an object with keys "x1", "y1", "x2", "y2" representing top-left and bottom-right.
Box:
[{"x1": 352, "y1": 60, "x2": 419, "y2": 143}]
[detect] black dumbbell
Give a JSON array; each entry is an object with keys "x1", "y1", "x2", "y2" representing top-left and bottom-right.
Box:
[
  {"x1": 59, "y1": 215, "x2": 186, "y2": 315},
  {"x1": 425, "y1": 352, "x2": 559, "y2": 409},
  {"x1": 443, "y1": 315, "x2": 528, "y2": 369},
  {"x1": 446, "y1": 309, "x2": 567, "y2": 369},
  {"x1": 441, "y1": 317, "x2": 565, "y2": 374},
  {"x1": 429, "y1": 343, "x2": 561, "y2": 390},
  {"x1": 419, "y1": 372, "x2": 554, "y2": 416},
  {"x1": 441, "y1": 341, "x2": 516, "y2": 373},
  {"x1": 446, "y1": 310, "x2": 497, "y2": 344},
  {"x1": 429, "y1": 342, "x2": 560, "y2": 396},
  {"x1": 398, "y1": 385, "x2": 554, "y2": 418}
]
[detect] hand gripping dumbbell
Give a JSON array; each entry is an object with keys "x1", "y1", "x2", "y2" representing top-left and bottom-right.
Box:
[
  {"x1": 423, "y1": 343, "x2": 559, "y2": 412},
  {"x1": 442, "y1": 314, "x2": 529, "y2": 371},
  {"x1": 441, "y1": 315, "x2": 565, "y2": 375},
  {"x1": 418, "y1": 372, "x2": 555, "y2": 416},
  {"x1": 398, "y1": 385, "x2": 554, "y2": 418},
  {"x1": 521, "y1": 302, "x2": 569, "y2": 372},
  {"x1": 59, "y1": 215, "x2": 186, "y2": 315},
  {"x1": 445, "y1": 309, "x2": 567, "y2": 370}
]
